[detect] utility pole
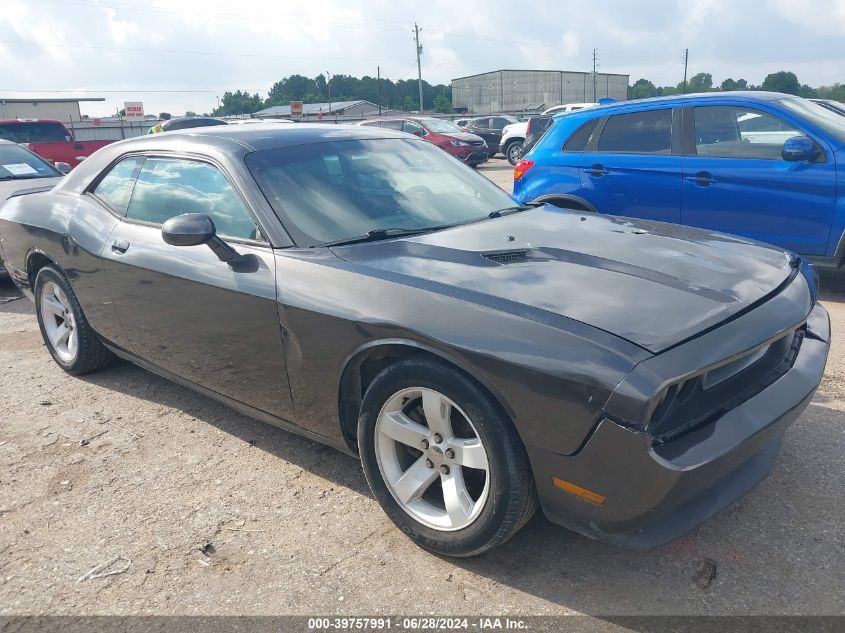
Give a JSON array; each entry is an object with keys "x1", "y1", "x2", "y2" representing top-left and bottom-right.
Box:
[
  {"x1": 414, "y1": 22, "x2": 424, "y2": 114},
  {"x1": 377, "y1": 65, "x2": 382, "y2": 116},
  {"x1": 592, "y1": 48, "x2": 598, "y2": 102},
  {"x1": 682, "y1": 48, "x2": 689, "y2": 94},
  {"x1": 325, "y1": 71, "x2": 332, "y2": 121}
]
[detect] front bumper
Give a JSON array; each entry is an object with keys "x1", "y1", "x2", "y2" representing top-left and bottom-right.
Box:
[
  {"x1": 456, "y1": 150, "x2": 488, "y2": 165},
  {"x1": 530, "y1": 301, "x2": 830, "y2": 550}
]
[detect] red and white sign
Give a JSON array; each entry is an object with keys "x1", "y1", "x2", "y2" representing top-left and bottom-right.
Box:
[
  {"x1": 124, "y1": 102, "x2": 145, "y2": 120},
  {"x1": 290, "y1": 100, "x2": 303, "y2": 119}
]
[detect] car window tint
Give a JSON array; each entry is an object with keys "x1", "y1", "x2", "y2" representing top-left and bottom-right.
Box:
[
  {"x1": 126, "y1": 158, "x2": 261, "y2": 240},
  {"x1": 92, "y1": 157, "x2": 143, "y2": 215},
  {"x1": 403, "y1": 121, "x2": 425, "y2": 135},
  {"x1": 491, "y1": 118, "x2": 508, "y2": 130},
  {"x1": 598, "y1": 109, "x2": 672, "y2": 154},
  {"x1": 0, "y1": 122, "x2": 70, "y2": 144},
  {"x1": 694, "y1": 106, "x2": 801, "y2": 160},
  {"x1": 380, "y1": 120, "x2": 404, "y2": 131},
  {"x1": 563, "y1": 119, "x2": 599, "y2": 152}
]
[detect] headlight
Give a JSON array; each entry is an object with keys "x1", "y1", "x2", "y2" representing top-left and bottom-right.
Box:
[{"x1": 451, "y1": 140, "x2": 471, "y2": 147}]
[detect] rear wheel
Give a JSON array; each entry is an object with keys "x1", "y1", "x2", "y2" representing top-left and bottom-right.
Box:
[
  {"x1": 358, "y1": 357, "x2": 538, "y2": 557},
  {"x1": 506, "y1": 140, "x2": 524, "y2": 165},
  {"x1": 34, "y1": 265, "x2": 113, "y2": 375}
]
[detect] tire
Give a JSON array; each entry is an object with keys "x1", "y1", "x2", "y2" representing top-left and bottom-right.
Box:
[
  {"x1": 34, "y1": 265, "x2": 113, "y2": 375},
  {"x1": 358, "y1": 356, "x2": 538, "y2": 557},
  {"x1": 506, "y1": 140, "x2": 524, "y2": 166}
]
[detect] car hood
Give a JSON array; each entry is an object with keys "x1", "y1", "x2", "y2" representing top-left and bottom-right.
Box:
[
  {"x1": 332, "y1": 208, "x2": 798, "y2": 353},
  {"x1": 0, "y1": 177, "x2": 62, "y2": 204},
  {"x1": 443, "y1": 132, "x2": 485, "y2": 143}
]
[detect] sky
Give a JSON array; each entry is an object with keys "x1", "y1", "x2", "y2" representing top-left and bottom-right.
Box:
[{"x1": 2, "y1": 0, "x2": 844, "y2": 117}]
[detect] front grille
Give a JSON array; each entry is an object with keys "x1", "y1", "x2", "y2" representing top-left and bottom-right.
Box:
[
  {"x1": 468, "y1": 140, "x2": 485, "y2": 146},
  {"x1": 649, "y1": 326, "x2": 805, "y2": 444},
  {"x1": 482, "y1": 250, "x2": 530, "y2": 264}
]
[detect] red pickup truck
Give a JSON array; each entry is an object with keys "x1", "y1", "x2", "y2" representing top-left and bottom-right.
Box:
[{"x1": 0, "y1": 119, "x2": 114, "y2": 168}]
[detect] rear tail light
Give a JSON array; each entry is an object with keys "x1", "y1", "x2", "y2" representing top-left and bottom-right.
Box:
[{"x1": 513, "y1": 159, "x2": 534, "y2": 180}]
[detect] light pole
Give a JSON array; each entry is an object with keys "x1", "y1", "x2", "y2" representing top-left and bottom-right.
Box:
[{"x1": 326, "y1": 71, "x2": 332, "y2": 121}]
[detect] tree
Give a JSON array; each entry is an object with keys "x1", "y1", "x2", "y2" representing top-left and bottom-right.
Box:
[
  {"x1": 629, "y1": 78, "x2": 657, "y2": 99},
  {"x1": 720, "y1": 77, "x2": 748, "y2": 91},
  {"x1": 761, "y1": 71, "x2": 801, "y2": 95},
  {"x1": 817, "y1": 83, "x2": 845, "y2": 100},
  {"x1": 433, "y1": 92, "x2": 452, "y2": 113},
  {"x1": 211, "y1": 90, "x2": 264, "y2": 116},
  {"x1": 685, "y1": 72, "x2": 713, "y2": 93}
]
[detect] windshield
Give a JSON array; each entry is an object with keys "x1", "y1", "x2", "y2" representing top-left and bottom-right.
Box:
[
  {"x1": 420, "y1": 118, "x2": 462, "y2": 134},
  {"x1": 0, "y1": 144, "x2": 61, "y2": 179},
  {"x1": 780, "y1": 97, "x2": 845, "y2": 144},
  {"x1": 246, "y1": 138, "x2": 515, "y2": 246},
  {"x1": 0, "y1": 122, "x2": 70, "y2": 144}
]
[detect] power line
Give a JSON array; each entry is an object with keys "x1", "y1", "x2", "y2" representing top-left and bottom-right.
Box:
[{"x1": 0, "y1": 38, "x2": 381, "y2": 62}]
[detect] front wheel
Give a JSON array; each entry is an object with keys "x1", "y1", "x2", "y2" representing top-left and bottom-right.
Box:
[
  {"x1": 358, "y1": 357, "x2": 538, "y2": 557},
  {"x1": 34, "y1": 265, "x2": 113, "y2": 375},
  {"x1": 506, "y1": 141, "x2": 524, "y2": 166}
]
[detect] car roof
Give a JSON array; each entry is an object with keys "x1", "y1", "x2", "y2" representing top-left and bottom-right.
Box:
[{"x1": 565, "y1": 91, "x2": 793, "y2": 117}]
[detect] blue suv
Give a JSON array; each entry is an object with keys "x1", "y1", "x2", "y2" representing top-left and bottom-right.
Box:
[{"x1": 512, "y1": 92, "x2": 845, "y2": 268}]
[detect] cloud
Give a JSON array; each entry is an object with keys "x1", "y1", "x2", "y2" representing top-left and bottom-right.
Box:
[{"x1": 0, "y1": 0, "x2": 843, "y2": 116}]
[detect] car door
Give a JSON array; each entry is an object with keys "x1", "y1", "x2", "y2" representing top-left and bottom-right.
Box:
[
  {"x1": 680, "y1": 105, "x2": 836, "y2": 255},
  {"x1": 578, "y1": 107, "x2": 682, "y2": 223},
  {"x1": 99, "y1": 155, "x2": 294, "y2": 418},
  {"x1": 486, "y1": 117, "x2": 511, "y2": 148},
  {"x1": 467, "y1": 118, "x2": 497, "y2": 147}
]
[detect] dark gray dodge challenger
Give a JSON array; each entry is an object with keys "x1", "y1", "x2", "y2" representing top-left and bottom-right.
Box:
[{"x1": 0, "y1": 124, "x2": 830, "y2": 556}]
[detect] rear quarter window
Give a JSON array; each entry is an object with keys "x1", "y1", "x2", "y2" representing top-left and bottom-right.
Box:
[{"x1": 562, "y1": 119, "x2": 599, "y2": 152}]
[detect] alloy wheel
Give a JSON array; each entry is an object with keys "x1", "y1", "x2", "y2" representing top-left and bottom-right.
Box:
[
  {"x1": 40, "y1": 281, "x2": 78, "y2": 362},
  {"x1": 374, "y1": 387, "x2": 490, "y2": 531}
]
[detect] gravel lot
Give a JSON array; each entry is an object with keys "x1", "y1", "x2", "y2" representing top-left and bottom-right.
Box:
[{"x1": 1, "y1": 156, "x2": 843, "y2": 617}]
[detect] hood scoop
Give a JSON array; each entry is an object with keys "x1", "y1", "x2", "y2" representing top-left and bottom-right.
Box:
[{"x1": 482, "y1": 249, "x2": 531, "y2": 264}]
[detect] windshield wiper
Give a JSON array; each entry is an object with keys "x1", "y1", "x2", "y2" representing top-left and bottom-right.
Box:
[
  {"x1": 488, "y1": 203, "x2": 541, "y2": 219},
  {"x1": 312, "y1": 226, "x2": 450, "y2": 248}
]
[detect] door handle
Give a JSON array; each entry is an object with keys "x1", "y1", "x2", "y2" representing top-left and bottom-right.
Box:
[
  {"x1": 686, "y1": 171, "x2": 716, "y2": 186},
  {"x1": 586, "y1": 164, "x2": 608, "y2": 177},
  {"x1": 111, "y1": 239, "x2": 130, "y2": 254}
]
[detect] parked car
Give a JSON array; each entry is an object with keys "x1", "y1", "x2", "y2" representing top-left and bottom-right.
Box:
[
  {"x1": 0, "y1": 140, "x2": 64, "y2": 278},
  {"x1": 357, "y1": 116, "x2": 488, "y2": 166},
  {"x1": 154, "y1": 116, "x2": 228, "y2": 133},
  {"x1": 226, "y1": 118, "x2": 295, "y2": 125},
  {"x1": 0, "y1": 119, "x2": 113, "y2": 168},
  {"x1": 811, "y1": 99, "x2": 845, "y2": 117},
  {"x1": 521, "y1": 115, "x2": 554, "y2": 156},
  {"x1": 0, "y1": 124, "x2": 829, "y2": 556},
  {"x1": 513, "y1": 92, "x2": 845, "y2": 268},
  {"x1": 499, "y1": 104, "x2": 598, "y2": 165},
  {"x1": 463, "y1": 115, "x2": 520, "y2": 155},
  {"x1": 454, "y1": 118, "x2": 471, "y2": 129}
]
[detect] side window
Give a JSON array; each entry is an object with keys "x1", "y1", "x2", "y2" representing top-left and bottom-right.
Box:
[
  {"x1": 598, "y1": 109, "x2": 673, "y2": 154},
  {"x1": 380, "y1": 120, "x2": 404, "y2": 131},
  {"x1": 694, "y1": 106, "x2": 802, "y2": 160},
  {"x1": 92, "y1": 156, "x2": 143, "y2": 215},
  {"x1": 562, "y1": 119, "x2": 599, "y2": 152},
  {"x1": 491, "y1": 117, "x2": 509, "y2": 130},
  {"x1": 403, "y1": 121, "x2": 426, "y2": 136},
  {"x1": 126, "y1": 158, "x2": 262, "y2": 241}
]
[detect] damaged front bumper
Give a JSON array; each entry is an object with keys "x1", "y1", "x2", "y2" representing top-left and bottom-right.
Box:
[{"x1": 529, "y1": 279, "x2": 830, "y2": 550}]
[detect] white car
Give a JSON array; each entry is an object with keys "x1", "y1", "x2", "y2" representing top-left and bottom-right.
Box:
[{"x1": 499, "y1": 103, "x2": 598, "y2": 165}]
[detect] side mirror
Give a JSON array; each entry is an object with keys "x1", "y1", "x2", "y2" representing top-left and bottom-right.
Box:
[
  {"x1": 782, "y1": 136, "x2": 819, "y2": 162},
  {"x1": 161, "y1": 213, "x2": 240, "y2": 262},
  {"x1": 54, "y1": 162, "x2": 72, "y2": 175}
]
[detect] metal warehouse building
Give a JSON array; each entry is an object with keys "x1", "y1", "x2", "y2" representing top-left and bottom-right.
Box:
[{"x1": 452, "y1": 69, "x2": 629, "y2": 114}]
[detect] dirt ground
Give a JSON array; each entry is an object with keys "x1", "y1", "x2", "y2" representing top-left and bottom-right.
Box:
[{"x1": 0, "y1": 157, "x2": 843, "y2": 617}]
